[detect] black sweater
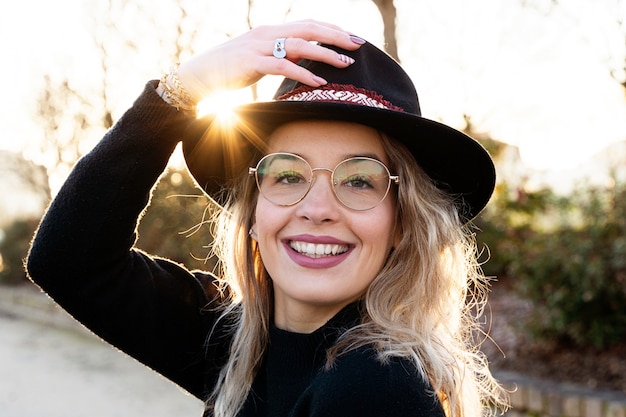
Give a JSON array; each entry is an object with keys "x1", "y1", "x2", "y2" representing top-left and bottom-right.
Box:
[{"x1": 26, "y1": 82, "x2": 445, "y2": 417}]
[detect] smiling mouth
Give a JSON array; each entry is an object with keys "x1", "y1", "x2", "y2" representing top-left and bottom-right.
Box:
[{"x1": 288, "y1": 241, "x2": 350, "y2": 258}]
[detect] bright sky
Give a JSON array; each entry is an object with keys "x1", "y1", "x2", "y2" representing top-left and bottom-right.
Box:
[{"x1": 1, "y1": 0, "x2": 625, "y2": 177}]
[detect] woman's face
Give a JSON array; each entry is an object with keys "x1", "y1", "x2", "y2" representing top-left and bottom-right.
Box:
[{"x1": 252, "y1": 120, "x2": 400, "y2": 332}]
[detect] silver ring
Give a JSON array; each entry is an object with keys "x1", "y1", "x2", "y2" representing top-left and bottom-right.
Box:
[{"x1": 273, "y1": 38, "x2": 287, "y2": 59}]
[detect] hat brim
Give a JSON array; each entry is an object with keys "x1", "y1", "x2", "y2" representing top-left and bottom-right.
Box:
[{"x1": 183, "y1": 100, "x2": 495, "y2": 221}]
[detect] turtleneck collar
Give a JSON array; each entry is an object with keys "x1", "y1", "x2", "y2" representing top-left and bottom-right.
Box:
[
  {"x1": 268, "y1": 302, "x2": 362, "y2": 365},
  {"x1": 247, "y1": 301, "x2": 363, "y2": 416}
]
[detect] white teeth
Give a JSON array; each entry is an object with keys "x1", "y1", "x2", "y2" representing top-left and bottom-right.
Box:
[{"x1": 289, "y1": 241, "x2": 349, "y2": 258}]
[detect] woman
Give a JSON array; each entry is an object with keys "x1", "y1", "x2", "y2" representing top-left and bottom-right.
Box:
[{"x1": 27, "y1": 20, "x2": 507, "y2": 417}]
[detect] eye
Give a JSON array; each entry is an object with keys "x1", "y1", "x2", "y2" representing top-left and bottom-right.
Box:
[
  {"x1": 341, "y1": 174, "x2": 373, "y2": 189},
  {"x1": 275, "y1": 170, "x2": 306, "y2": 184}
]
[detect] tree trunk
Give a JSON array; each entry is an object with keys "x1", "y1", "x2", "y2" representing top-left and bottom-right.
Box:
[{"x1": 372, "y1": 0, "x2": 400, "y2": 62}]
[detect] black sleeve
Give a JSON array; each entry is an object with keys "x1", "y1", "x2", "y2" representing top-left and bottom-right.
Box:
[{"x1": 26, "y1": 81, "x2": 229, "y2": 400}]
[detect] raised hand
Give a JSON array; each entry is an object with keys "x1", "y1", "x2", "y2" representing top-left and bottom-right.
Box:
[{"x1": 176, "y1": 20, "x2": 365, "y2": 103}]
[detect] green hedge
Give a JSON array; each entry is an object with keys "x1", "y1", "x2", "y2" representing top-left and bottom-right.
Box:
[{"x1": 477, "y1": 182, "x2": 626, "y2": 349}]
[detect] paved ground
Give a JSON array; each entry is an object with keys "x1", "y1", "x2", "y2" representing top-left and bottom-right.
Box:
[{"x1": 0, "y1": 309, "x2": 204, "y2": 417}]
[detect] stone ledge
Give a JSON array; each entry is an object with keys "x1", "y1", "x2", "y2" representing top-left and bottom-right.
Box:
[{"x1": 496, "y1": 370, "x2": 626, "y2": 417}]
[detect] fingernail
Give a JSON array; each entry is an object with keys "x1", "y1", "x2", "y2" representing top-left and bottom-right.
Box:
[
  {"x1": 312, "y1": 75, "x2": 327, "y2": 86},
  {"x1": 338, "y1": 54, "x2": 355, "y2": 65},
  {"x1": 349, "y1": 35, "x2": 366, "y2": 45}
]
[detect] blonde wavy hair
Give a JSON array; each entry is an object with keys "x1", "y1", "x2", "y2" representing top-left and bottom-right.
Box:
[{"x1": 204, "y1": 131, "x2": 508, "y2": 417}]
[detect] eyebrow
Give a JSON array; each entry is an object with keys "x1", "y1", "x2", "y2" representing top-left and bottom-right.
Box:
[
  {"x1": 344, "y1": 152, "x2": 384, "y2": 161},
  {"x1": 277, "y1": 151, "x2": 385, "y2": 163}
]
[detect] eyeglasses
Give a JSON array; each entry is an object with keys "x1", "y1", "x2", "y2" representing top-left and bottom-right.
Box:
[{"x1": 248, "y1": 152, "x2": 399, "y2": 211}]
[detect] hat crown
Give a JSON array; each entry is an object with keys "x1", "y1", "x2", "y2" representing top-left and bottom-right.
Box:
[{"x1": 273, "y1": 43, "x2": 421, "y2": 117}]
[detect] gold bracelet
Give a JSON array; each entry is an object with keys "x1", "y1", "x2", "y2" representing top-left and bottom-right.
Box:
[{"x1": 158, "y1": 64, "x2": 197, "y2": 113}]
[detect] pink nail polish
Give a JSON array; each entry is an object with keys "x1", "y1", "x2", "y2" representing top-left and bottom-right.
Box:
[
  {"x1": 338, "y1": 54, "x2": 355, "y2": 65},
  {"x1": 312, "y1": 75, "x2": 327, "y2": 86},
  {"x1": 349, "y1": 35, "x2": 366, "y2": 45}
]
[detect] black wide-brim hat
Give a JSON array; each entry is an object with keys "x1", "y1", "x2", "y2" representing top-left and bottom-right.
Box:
[{"x1": 183, "y1": 41, "x2": 495, "y2": 221}]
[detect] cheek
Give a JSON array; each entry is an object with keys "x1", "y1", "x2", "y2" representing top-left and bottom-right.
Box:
[
  {"x1": 254, "y1": 198, "x2": 274, "y2": 230},
  {"x1": 254, "y1": 199, "x2": 288, "y2": 247},
  {"x1": 358, "y1": 209, "x2": 398, "y2": 257},
  {"x1": 375, "y1": 202, "x2": 399, "y2": 244}
]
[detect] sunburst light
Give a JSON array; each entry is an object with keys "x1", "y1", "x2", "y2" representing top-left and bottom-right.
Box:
[{"x1": 196, "y1": 88, "x2": 254, "y2": 122}]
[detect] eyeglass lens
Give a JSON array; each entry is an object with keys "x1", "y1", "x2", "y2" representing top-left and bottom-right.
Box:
[{"x1": 253, "y1": 153, "x2": 395, "y2": 210}]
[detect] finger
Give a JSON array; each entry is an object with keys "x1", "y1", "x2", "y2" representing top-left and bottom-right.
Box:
[
  {"x1": 256, "y1": 56, "x2": 329, "y2": 88},
  {"x1": 279, "y1": 38, "x2": 356, "y2": 68},
  {"x1": 257, "y1": 20, "x2": 364, "y2": 53},
  {"x1": 285, "y1": 20, "x2": 364, "y2": 51}
]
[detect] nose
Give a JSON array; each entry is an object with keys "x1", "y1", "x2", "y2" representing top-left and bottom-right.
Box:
[{"x1": 294, "y1": 170, "x2": 341, "y2": 224}]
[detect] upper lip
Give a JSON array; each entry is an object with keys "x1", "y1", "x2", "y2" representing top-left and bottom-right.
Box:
[{"x1": 284, "y1": 234, "x2": 351, "y2": 245}]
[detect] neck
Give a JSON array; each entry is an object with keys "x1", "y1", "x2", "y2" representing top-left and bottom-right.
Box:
[{"x1": 273, "y1": 298, "x2": 356, "y2": 333}]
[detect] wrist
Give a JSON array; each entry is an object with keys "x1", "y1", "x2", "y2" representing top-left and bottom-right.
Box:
[{"x1": 157, "y1": 65, "x2": 197, "y2": 114}]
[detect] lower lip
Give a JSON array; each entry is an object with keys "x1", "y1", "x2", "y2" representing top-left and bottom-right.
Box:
[{"x1": 283, "y1": 242, "x2": 352, "y2": 269}]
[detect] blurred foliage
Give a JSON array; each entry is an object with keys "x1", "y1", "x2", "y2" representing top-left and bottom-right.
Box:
[
  {"x1": 0, "y1": 166, "x2": 216, "y2": 286},
  {"x1": 136, "y1": 167, "x2": 218, "y2": 273},
  {"x1": 476, "y1": 182, "x2": 626, "y2": 349},
  {"x1": 0, "y1": 219, "x2": 39, "y2": 285}
]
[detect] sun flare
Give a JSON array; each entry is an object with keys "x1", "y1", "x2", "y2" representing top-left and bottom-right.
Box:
[{"x1": 196, "y1": 88, "x2": 254, "y2": 122}]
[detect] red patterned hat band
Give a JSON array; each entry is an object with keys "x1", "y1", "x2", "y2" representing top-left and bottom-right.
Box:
[{"x1": 277, "y1": 83, "x2": 405, "y2": 113}]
